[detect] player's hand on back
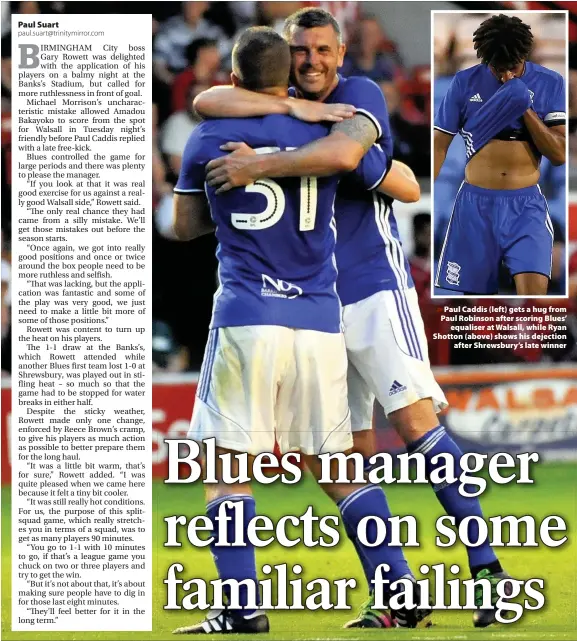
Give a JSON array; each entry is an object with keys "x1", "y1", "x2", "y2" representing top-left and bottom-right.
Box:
[
  {"x1": 219, "y1": 142, "x2": 257, "y2": 157},
  {"x1": 288, "y1": 98, "x2": 355, "y2": 123},
  {"x1": 206, "y1": 149, "x2": 260, "y2": 194}
]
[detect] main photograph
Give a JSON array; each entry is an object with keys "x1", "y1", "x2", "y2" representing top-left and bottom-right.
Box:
[{"x1": 150, "y1": 1, "x2": 576, "y2": 638}]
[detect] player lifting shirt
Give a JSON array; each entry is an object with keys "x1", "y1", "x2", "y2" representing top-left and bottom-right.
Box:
[{"x1": 434, "y1": 14, "x2": 566, "y2": 296}]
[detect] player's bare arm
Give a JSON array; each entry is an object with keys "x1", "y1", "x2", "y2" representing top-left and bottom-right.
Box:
[
  {"x1": 172, "y1": 193, "x2": 215, "y2": 241},
  {"x1": 378, "y1": 160, "x2": 420, "y2": 203},
  {"x1": 211, "y1": 141, "x2": 419, "y2": 202},
  {"x1": 433, "y1": 130, "x2": 454, "y2": 180},
  {"x1": 523, "y1": 115, "x2": 566, "y2": 166},
  {"x1": 331, "y1": 112, "x2": 379, "y2": 154},
  {"x1": 206, "y1": 113, "x2": 378, "y2": 194},
  {"x1": 499, "y1": 68, "x2": 565, "y2": 166},
  {"x1": 193, "y1": 85, "x2": 355, "y2": 123}
]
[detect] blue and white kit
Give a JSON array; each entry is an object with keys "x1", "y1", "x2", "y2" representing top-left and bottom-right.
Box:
[
  {"x1": 324, "y1": 76, "x2": 447, "y2": 423},
  {"x1": 435, "y1": 62, "x2": 565, "y2": 293},
  {"x1": 175, "y1": 113, "x2": 389, "y2": 453}
]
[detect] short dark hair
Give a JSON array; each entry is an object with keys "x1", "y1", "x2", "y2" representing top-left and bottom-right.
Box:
[
  {"x1": 473, "y1": 14, "x2": 533, "y2": 69},
  {"x1": 283, "y1": 7, "x2": 342, "y2": 44},
  {"x1": 185, "y1": 38, "x2": 218, "y2": 66},
  {"x1": 232, "y1": 27, "x2": 291, "y2": 90}
]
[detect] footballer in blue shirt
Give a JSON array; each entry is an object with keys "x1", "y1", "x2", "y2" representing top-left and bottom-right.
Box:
[
  {"x1": 434, "y1": 14, "x2": 566, "y2": 295},
  {"x1": 195, "y1": 7, "x2": 510, "y2": 631},
  {"x1": 171, "y1": 26, "x2": 429, "y2": 636}
]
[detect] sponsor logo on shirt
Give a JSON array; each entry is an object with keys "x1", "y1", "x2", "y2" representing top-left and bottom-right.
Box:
[
  {"x1": 446, "y1": 262, "x2": 461, "y2": 286},
  {"x1": 261, "y1": 274, "x2": 303, "y2": 299},
  {"x1": 469, "y1": 93, "x2": 483, "y2": 103}
]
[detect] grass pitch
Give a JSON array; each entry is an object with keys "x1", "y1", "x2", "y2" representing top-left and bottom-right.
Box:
[{"x1": 2, "y1": 463, "x2": 576, "y2": 640}]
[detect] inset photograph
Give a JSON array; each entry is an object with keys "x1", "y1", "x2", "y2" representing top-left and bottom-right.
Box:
[{"x1": 433, "y1": 10, "x2": 568, "y2": 297}]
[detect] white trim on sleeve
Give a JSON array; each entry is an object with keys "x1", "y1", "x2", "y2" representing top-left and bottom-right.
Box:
[{"x1": 355, "y1": 108, "x2": 382, "y2": 138}]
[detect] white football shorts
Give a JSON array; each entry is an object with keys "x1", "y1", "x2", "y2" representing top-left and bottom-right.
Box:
[
  {"x1": 189, "y1": 325, "x2": 352, "y2": 455},
  {"x1": 342, "y1": 288, "x2": 448, "y2": 431}
]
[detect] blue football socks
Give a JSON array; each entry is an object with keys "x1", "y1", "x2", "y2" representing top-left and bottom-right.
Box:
[
  {"x1": 408, "y1": 426, "x2": 499, "y2": 573},
  {"x1": 338, "y1": 485, "x2": 412, "y2": 592},
  {"x1": 207, "y1": 494, "x2": 258, "y2": 615}
]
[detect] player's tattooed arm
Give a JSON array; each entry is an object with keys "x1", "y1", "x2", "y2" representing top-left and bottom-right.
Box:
[
  {"x1": 206, "y1": 115, "x2": 379, "y2": 193},
  {"x1": 193, "y1": 85, "x2": 354, "y2": 123},
  {"x1": 172, "y1": 193, "x2": 215, "y2": 240},
  {"x1": 433, "y1": 130, "x2": 454, "y2": 180},
  {"x1": 523, "y1": 111, "x2": 566, "y2": 166},
  {"x1": 331, "y1": 113, "x2": 379, "y2": 154}
]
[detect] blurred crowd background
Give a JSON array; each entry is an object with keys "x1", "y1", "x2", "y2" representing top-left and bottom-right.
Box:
[{"x1": 1, "y1": 1, "x2": 576, "y2": 380}]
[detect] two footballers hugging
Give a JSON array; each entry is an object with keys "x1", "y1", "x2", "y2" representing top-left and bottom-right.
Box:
[{"x1": 167, "y1": 8, "x2": 557, "y2": 635}]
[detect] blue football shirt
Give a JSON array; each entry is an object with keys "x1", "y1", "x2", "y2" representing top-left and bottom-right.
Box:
[
  {"x1": 175, "y1": 114, "x2": 388, "y2": 332},
  {"x1": 435, "y1": 61, "x2": 566, "y2": 148},
  {"x1": 323, "y1": 76, "x2": 415, "y2": 305}
]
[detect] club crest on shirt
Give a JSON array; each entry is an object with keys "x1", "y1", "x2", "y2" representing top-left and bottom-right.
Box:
[{"x1": 446, "y1": 262, "x2": 461, "y2": 286}]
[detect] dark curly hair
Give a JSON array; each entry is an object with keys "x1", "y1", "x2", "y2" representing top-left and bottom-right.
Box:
[{"x1": 473, "y1": 14, "x2": 533, "y2": 70}]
